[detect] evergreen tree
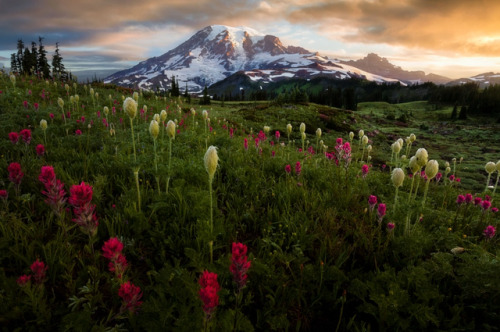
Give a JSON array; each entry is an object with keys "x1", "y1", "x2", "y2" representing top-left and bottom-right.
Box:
[
  {"x1": 16, "y1": 39, "x2": 24, "y2": 74},
  {"x1": 200, "y1": 86, "x2": 211, "y2": 105},
  {"x1": 458, "y1": 105, "x2": 468, "y2": 120},
  {"x1": 22, "y1": 47, "x2": 32, "y2": 74},
  {"x1": 10, "y1": 53, "x2": 18, "y2": 73},
  {"x1": 37, "y1": 37, "x2": 51, "y2": 78},
  {"x1": 30, "y1": 41, "x2": 38, "y2": 74},
  {"x1": 52, "y1": 42, "x2": 66, "y2": 80},
  {"x1": 451, "y1": 104, "x2": 458, "y2": 120}
]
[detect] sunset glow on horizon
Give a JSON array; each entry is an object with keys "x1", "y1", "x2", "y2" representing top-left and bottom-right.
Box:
[{"x1": 0, "y1": 0, "x2": 499, "y2": 79}]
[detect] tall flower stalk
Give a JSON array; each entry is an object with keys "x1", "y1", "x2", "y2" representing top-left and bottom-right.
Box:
[
  {"x1": 166, "y1": 120, "x2": 176, "y2": 193},
  {"x1": 422, "y1": 160, "x2": 439, "y2": 207},
  {"x1": 123, "y1": 97, "x2": 138, "y2": 162},
  {"x1": 391, "y1": 168, "x2": 405, "y2": 211},
  {"x1": 485, "y1": 161, "x2": 496, "y2": 192},
  {"x1": 204, "y1": 146, "x2": 219, "y2": 263},
  {"x1": 134, "y1": 167, "x2": 141, "y2": 212},
  {"x1": 150, "y1": 119, "x2": 160, "y2": 193}
]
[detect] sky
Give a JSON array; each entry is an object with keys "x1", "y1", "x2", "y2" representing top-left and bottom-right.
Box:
[{"x1": 0, "y1": 0, "x2": 499, "y2": 79}]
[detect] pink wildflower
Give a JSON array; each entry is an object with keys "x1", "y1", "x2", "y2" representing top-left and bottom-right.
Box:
[
  {"x1": 118, "y1": 281, "x2": 143, "y2": 313},
  {"x1": 19, "y1": 129, "x2": 31, "y2": 144},
  {"x1": 368, "y1": 195, "x2": 377, "y2": 211},
  {"x1": 69, "y1": 182, "x2": 98, "y2": 235},
  {"x1": 244, "y1": 138, "x2": 248, "y2": 150},
  {"x1": 8, "y1": 132, "x2": 19, "y2": 144},
  {"x1": 75, "y1": 129, "x2": 82, "y2": 136},
  {"x1": 295, "y1": 161, "x2": 302, "y2": 176},
  {"x1": 474, "y1": 197, "x2": 482, "y2": 206},
  {"x1": 456, "y1": 195, "x2": 465, "y2": 205},
  {"x1": 377, "y1": 203, "x2": 386, "y2": 222},
  {"x1": 362, "y1": 164, "x2": 369, "y2": 178},
  {"x1": 39, "y1": 166, "x2": 66, "y2": 216},
  {"x1": 481, "y1": 200, "x2": 491, "y2": 211},
  {"x1": 36, "y1": 144, "x2": 45, "y2": 156},
  {"x1": 483, "y1": 225, "x2": 496, "y2": 239},
  {"x1": 465, "y1": 193, "x2": 473, "y2": 204},
  {"x1": 199, "y1": 270, "x2": 220, "y2": 317},
  {"x1": 17, "y1": 274, "x2": 31, "y2": 287},
  {"x1": 387, "y1": 222, "x2": 395, "y2": 231},
  {"x1": 30, "y1": 259, "x2": 48, "y2": 284},
  {"x1": 230, "y1": 242, "x2": 251, "y2": 290},
  {"x1": 8, "y1": 162, "x2": 24, "y2": 185},
  {"x1": 0, "y1": 189, "x2": 7, "y2": 200},
  {"x1": 285, "y1": 164, "x2": 291, "y2": 174}
]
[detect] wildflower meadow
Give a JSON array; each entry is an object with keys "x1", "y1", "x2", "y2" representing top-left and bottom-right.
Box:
[{"x1": 0, "y1": 71, "x2": 499, "y2": 331}]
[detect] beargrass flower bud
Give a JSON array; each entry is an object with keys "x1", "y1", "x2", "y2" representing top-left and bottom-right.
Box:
[
  {"x1": 153, "y1": 113, "x2": 160, "y2": 122},
  {"x1": 103, "y1": 106, "x2": 109, "y2": 117},
  {"x1": 485, "y1": 162, "x2": 496, "y2": 174},
  {"x1": 316, "y1": 128, "x2": 322, "y2": 138},
  {"x1": 202, "y1": 110, "x2": 208, "y2": 120},
  {"x1": 358, "y1": 129, "x2": 364, "y2": 138},
  {"x1": 160, "y1": 110, "x2": 167, "y2": 122},
  {"x1": 10, "y1": 74, "x2": 15, "y2": 84},
  {"x1": 409, "y1": 133, "x2": 416, "y2": 142},
  {"x1": 397, "y1": 138, "x2": 403, "y2": 147},
  {"x1": 149, "y1": 120, "x2": 159, "y2": 139},
  {"x1": 204, "y1": 146, "x2": 219, "y2": 182},
  {"x1": 450, "y1": 247, "x2": 465, "y2": 255},
  {"x1": 301, "y1": 132, "x2": 306, "y2": 141},
  {"x1": 299, "y1": 123, "x2": 306, "y2": 134},
  {"x1": 123, "y1": 97, "x2": 137, "y2": 119},
  {"x1": 415, "y1": 148, "x2": 428, "y2": 167},
  {"x1": 75, "y1": 95, "x2": 79, "y2": 103},
  {"x1": 367, "y1": 145, "x2": 372, "y2": 152},
  {"x1": 362, "y1": 135, "x2": 368, "y2": 145},
  {"x1": 40, "y1": 119, "x2": 47, "y2": 130},
  {"x1": 425, "y1": 160, "x2": 439, "y2": 180},
  {"x1": 287, "y1": 123, "x2": 292, "y2": 134},
  {"x1": 166, "y1": 120, "x2": 176, "y2": 139},
  {"x1": 391, "y1": 168, "x2": 405, "y2": 187},
  {"x1": 133, "y1": 92, "x2": 139, "y2": 102},
  {"x1": 57, "y1": 97, "x2": 64, "y2": 108},
  {"x1": 391, "y1": 141, "x2": 401, "y2": 154},
  {"x1": 349, "y1": 131, "x2": 354, "y2": 141}
]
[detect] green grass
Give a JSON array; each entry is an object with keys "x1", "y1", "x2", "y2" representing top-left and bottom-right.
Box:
[{"x1": 0, "y1": 72, "x2": 499, "y2": 331}]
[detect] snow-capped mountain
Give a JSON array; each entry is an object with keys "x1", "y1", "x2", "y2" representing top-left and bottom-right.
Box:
[
  {"x1": 104, "y1": 25, "x2": 408, "y2": 92},
  {"x1": 446, "y1": 72, "x2": 500, "y2": 88}
]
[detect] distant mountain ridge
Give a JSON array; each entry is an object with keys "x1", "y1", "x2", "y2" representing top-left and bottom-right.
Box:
[
  {"x1": 341, "y1": 53, "x2": 451, "y2": 85},
  {"x1": 105, "y1": 25, "x2": 453, "y2": 92},
  {"x1": 446, "y1": 72, "x2": 500, "y2": 88}
]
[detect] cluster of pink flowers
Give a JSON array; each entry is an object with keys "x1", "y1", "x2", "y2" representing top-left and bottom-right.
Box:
[
  {"x1": 118, "y1": 281, "x2": 143, "y2": 313},
  {"x1": 285, "y1": 164, "x2": 292, "y2": 174},
  {"x1": 199, "y1": 270, "x2": 220, "y2": 318},
  {"x1": 456, "y1": 194, "x2": 496, "y2": 211},
  {"x1": 332, "y1": 138, "x2": 351, "y2": 168},
  {"x1": 102, "y1": 237, "x2": 143, "y2": 313},
  {"x1": 8, "y1": 129, "x2": 31, "y2": 145},
  {"x1": 102, "y1": 237, "x2": 128, "y2": 279},
  {"x1": 69, "y1": 182, "x2": 98, "y2": 235},
  {"x1": 8, "y1": 162, "x2": 24, "y2": 186},
  {"x1": 243, "y1": 138, "x2": 248, "y2": 150},
  {"x1": 39, "y1": 166, "x2": 66, "y2": 216},
  {"x1": 449, "y1": 175, "x2": 461, "y2": 183},
  {"x1": 230, "y1": 242, "x2": 251, "y2": 291},
  {"x1": 17, "y1": 259, "x2": 48, "y2": 287}
]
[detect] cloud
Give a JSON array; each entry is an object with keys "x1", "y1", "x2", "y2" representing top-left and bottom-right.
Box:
[{"x1": 286, "y1": 0, "x2": 500, "y2": 57}]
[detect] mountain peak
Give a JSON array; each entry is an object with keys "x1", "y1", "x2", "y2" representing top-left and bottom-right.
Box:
[{"x1": 342, "y1": 53, "x2": 450, "y2": 84}]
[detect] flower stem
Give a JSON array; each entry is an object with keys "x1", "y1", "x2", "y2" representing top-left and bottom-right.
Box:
[
  {"x1": 209, "y1": 178, "x2": 214, "y2": 264},
  {"x1": 166, "y1": 138, "x2": 172, "y2": 194},
  {"x1": 422, "y1": 179, "x2": 430, "y2": 207},
  {"x1": 130, "y1": 118, "x2": 136, "y2": 163},
  {"x1": 134, "y1": 169, "x2": 141, "y2": 212}
]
